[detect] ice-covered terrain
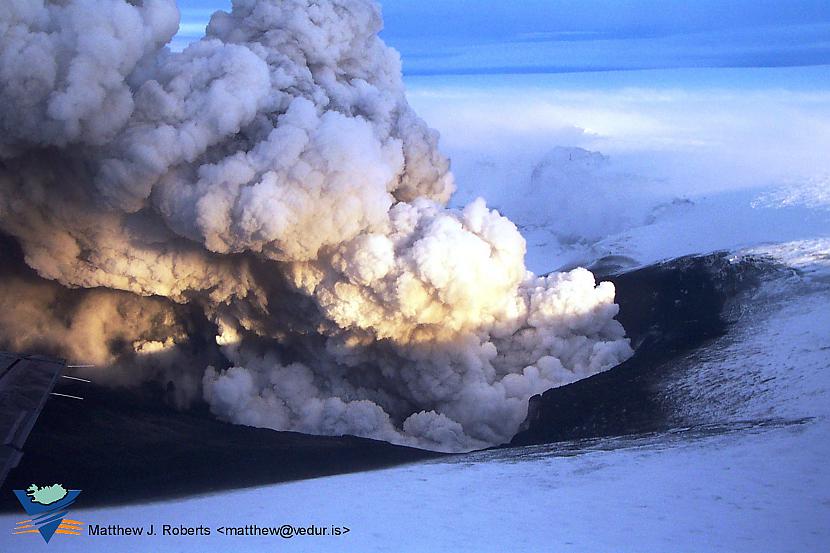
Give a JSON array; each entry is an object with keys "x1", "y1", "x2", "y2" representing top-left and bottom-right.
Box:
[{"x1": 22, "y1": 423, "x2": 824, "y2": 553}]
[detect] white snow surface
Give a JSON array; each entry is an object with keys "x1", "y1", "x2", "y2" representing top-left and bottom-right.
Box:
[{"x1": 2, "y1": 424, "x2": 827, "y2": 552}]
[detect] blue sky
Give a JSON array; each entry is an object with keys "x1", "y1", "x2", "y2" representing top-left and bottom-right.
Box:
[{"x1": 175, "y1": 1, "x2": 830, "y2": 74}]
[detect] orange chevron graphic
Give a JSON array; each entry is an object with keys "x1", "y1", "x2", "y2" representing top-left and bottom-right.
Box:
[{"x1": 12, "y1": 485, "x2": 83, "y2": 542}]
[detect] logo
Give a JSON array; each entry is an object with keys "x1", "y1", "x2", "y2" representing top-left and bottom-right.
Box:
[{"x1": 12, "y1": 483, "x2": 83, "y2": 543}]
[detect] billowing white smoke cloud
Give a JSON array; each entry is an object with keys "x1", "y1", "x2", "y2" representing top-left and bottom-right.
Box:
[{"x1": 0, "y1": 0, "x2": 632, "y2": 451}]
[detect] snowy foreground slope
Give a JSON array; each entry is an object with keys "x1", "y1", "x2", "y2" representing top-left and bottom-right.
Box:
[
  {"x1": 1, "y1": 241, "x2": 827, "y2": 553},
  {"x1": 2, "y1": 422, "x2": 827, "y2": 553}
]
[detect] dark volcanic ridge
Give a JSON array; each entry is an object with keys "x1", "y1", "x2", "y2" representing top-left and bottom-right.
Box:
[{"x1": 511, "y1": 251, "x2": 779, "y2": 447}]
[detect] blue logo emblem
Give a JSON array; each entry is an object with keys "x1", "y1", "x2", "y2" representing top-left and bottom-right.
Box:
[{"x1": 13, "y1": 483, "x2": 83, "y2": 543}]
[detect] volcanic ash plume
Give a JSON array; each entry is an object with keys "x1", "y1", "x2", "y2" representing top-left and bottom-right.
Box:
[{"x1": 0, "y1": 0, "x2": 632, "y2": 451}]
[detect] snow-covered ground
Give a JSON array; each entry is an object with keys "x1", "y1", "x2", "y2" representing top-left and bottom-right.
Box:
[
  {"x1": 665, "y1": 255, "x2": 830, "y2": 425},
  {"x1": 4, "y1": 399, "x2": 827, "y2": 553}
]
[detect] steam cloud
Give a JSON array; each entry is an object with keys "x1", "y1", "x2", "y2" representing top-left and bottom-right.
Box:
[{"x1": 0, "y1": 0, "x2": 632, "y2": 451}]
